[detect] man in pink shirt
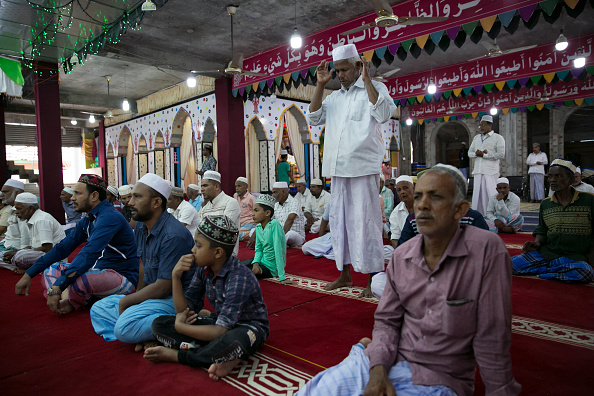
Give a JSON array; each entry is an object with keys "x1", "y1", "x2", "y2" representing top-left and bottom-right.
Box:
[
  {"x1": 233, "y1": 177, "x2": 257, "y2": 241},
  {"x1": 297, "y1": 164, "x2": 520, "y2": 396}
]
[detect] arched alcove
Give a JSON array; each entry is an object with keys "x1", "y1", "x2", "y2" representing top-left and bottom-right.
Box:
[
  {"x1": 246, "y1": 116, "x2": 272, "y2": 193},
  {"x1": 106, "y1": 143, "x2": 116, "y2": 185},
  {"x1": 154, "y1": 131, "x2": 166, "y2": 179},
  {"x1": 427, "y1": 121, "x2": 472, "y2": 168},
  {"x1": 138, "y1": 135, "x2": 148, "y2": 179}
]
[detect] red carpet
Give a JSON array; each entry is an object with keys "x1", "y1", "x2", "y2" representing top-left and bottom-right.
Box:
[{"x1": 1, "y1": 233, "x2": 593, "y2": 395}]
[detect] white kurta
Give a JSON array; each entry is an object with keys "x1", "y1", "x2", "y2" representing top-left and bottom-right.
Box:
[
  {"x1": 468, "y1": 131, "x2": 505, "y2": 215},
  {"x1": 171, "y1": 200, "x2": 201, "y2": 238},
  {"x1": 27, "y1": 209, "x2": 66, "y2": 249},
  {"x1": 485, "y1": 192, "x2": 521, "y2": 222},
  {"x1": 388, "y1": 201, "x2": 410, "y2": 242},
  {"x1": 304, "y1": 190, "x2": 332, "y2": 219}
]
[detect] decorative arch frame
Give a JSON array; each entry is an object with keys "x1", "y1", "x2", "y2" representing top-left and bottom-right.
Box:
[{"x1": 426, "y1": 120, "x2": 473, "y2": 167}]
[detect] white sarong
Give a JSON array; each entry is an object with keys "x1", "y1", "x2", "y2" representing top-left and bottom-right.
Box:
[{"x1": 472, "y1": 173, "x2": 498, "y2": 216}]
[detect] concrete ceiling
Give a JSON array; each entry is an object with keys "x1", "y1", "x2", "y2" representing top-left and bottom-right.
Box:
[{"x1": 3, "y1": 0, "x2": 594, "y2": 120}]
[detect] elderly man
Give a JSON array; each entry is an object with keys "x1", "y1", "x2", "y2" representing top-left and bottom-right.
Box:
[
  {"x1": 388, "y1": 176, "x2": 415, "y2": 248},
  {"x1": 15, "y1": 174, "x2": 138, "y2": 315},
  {"x1": 379, "y1": 175, "x2": 394, "y2": 224},
  {"x1": 468, "y1": 115, "x2": 505, "y2": 216},
  {"x1": 271, "y1": 181, "x2": 305, "y2": 247},
  {"x1": 0, "y1": 179, "x2": 25, "y2": 240},
  {"x1": 307, "y1": 43, "x2": 397, "y2": 297},
  {"x1": 485, "y1": 177, "x2": 524, "y2": 234},
  {"x1": 304, "y1": 178, "x2": 331, "y2": 234},
  {"x1": 295, "y1": 178, "x2": 311, "y2": 212},
  {"x1": 186, "y1": 183, "x2": 203, "y2": 212},
  {"x1": 91, "y1": 173, "x2": 195, "y2": 348},
  {"x1": 3, "y1": 193, "x2": 65, "y2": 273},
  {"x1": 572, "y1": 167, "x2": 594, "y2": 194},
  {"x1": 233, "y1": 176, "x2": 257, "y2": 241},
  {"x1": 198, "y1": 171, "x2": 241, "y2": 255},
  {"x1": 118, "y1": 184, "x2": 135, "y2": 227},
  {"x1": 513, "y1": 159, "x2": 594, "y2": 283},
  {"x1": 526, "y1": 143, "x2": 548, "y2": 202},
  {"x1": 60, "y1": 187, "x2": 82, "y2": 233},
  {"x1": 167, "y1": 186, "x2": 200, "y2": 237},
  {"x1": 297, "y1": 164, "x2": 521, "y2": 396},
  {"x1": 196, "y1": 145, "x2": 216, "y2": 177}
]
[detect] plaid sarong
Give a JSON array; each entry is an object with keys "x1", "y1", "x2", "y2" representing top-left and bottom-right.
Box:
[{"x1": 512, "y1": 250, "x2": 594, "y2": 284}]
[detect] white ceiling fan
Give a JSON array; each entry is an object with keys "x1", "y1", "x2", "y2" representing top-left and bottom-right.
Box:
[
  {"x1": 372, "y1": 67, "x2": 401, "y2": 82},
  {"x1": 469, "y1": 39, "x2": 537, "y2": 61},
  {"x1": 190, "y1": 5, "x2": 267, "y2": 78},
  {"x1": 341, "y1": 0, "x2": 447, "y2": 36}
]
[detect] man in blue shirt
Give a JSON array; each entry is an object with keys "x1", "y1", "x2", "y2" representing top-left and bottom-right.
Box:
[
  {"x1": 90, "y1": 173, "x2": 195, "y2": 351},
  {"x1": 15, "y1": 174, "x2": 138, "y2": 315},
  {"x1": 187, "y1": 183, "x2": 203, "y2": 212}
]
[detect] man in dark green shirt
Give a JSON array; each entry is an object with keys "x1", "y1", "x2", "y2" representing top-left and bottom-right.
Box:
[
  {"x1": 512, "y1": 158, "x2": 594, "y2": 283},
  {"x1": 277, "y1": 149, "x2": 292, "y2": 185}
]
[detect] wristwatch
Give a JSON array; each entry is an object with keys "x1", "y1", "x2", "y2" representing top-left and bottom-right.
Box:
[{"x1": 47, "y1": 287, "x2": 61, "y2": 296}]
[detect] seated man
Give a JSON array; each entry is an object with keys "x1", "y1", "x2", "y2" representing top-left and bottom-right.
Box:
[
  {"x1": 485, "y1": 177, "x2": 524, "y2": 233},
  {"x1": 272, "y1": 181, "x2": 305, "y2": 247},
  {"x1": 294, "y1": 178, "x2": 311, "y2": 212},
  {"x1": 118, "y1": 185, "x2": 136, "y2": 228},
  {"x1": 233, "y1": 177, "x2": 257, "y2": 241},
  {"x1": 304, "y1": 178, "x2": 331, "y2": 234},
  {"x1": 4, "y1": 193, "x2": 65, "y2": 273},
  {"x1": 90, "y1": 173, "x2": 194, "y2": 348},
  {"x1": 388, "y1": 175, "x2": 415, "y2": 248},
  {"x1": 198, "y1": 171, "x2": 241, "y2": 255},
  {"x1": 60, "y1": 187, "x2": 82, "y2": 234},
  {"x1": 0, "y1": 179, "x2": 25, "y2": 243},
  {"x1": 572, "y1": 166, "x2": 594, "y2": 194},
  {"x1": 187, "y1": 183, "x2": 204, "y2": 212},
  {"x1": 107, "y1": 185, "x2": 123, "y2": 212},
  {"x1": 512, "y1": 159, "x2": 594, "y2": 284},
  {"x1": 167, "y1": 186, "x2": 200, "y2": 237},
  {"x1": 15, "y1": 174, "x2": 138, "y2": 315},
  {"x1": 297, "y1": 164, "x2": 521, "y2": 396}
]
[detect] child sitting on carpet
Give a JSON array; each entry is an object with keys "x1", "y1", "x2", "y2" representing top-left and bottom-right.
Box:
[
  {"x1": 144, "y1": 215, "x2": 269, "y2": 380},
  {"x1": 241, "y1": 194, "x2": 292, "y2": 284}
]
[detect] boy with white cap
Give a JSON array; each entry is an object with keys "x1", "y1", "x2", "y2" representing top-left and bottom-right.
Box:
[
  {"x1": 198, "y1": 171, "x2": 241, "y2": 255},
  {"x1": 485, "y1": 177, "x2": 524, "y2": 234},
  {"x1": 277, "y1": 149, "x2": 292, "y2": 185},
  {"x1": 167, "y1": 186, "x2": 201, "y2": 237},
  {"x1": 304, "y1": 178, "x2": 331, "y2": 234},
  {"x1": 307, "y1": 43, "x2": 397, "y2": 297},
  {"x1": 0, "y1": 179, "x2": 25, "y2": 239},
  {"x1": 468, "y1": 115, "x2": 506, "y2": 216},
  {"x1": 233, "y1": 176, "x2": 257, "y2": 241}
]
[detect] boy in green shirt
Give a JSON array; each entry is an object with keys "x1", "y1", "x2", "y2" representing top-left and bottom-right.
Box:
[{"x1": 243, "y1": 195, "x2": 292, "y2": 284}]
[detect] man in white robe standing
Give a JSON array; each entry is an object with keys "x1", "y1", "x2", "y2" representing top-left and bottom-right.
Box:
[
  {"x1": 307, "y1": 43, "x2": 397, "y2": 297},
  {"x1": 468, "y1": 115, "x2": 505, "y2": 216}
]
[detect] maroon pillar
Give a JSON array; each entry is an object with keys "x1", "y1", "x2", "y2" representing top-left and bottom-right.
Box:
[
  {"x1": 0, "y1": 101, "x2": 8, "y2": 187},
  {"x1": 98, "y1": 120, "x2": 107, "y2": 182},
  {"x1": 34, "y1": 61, "x2": 63, "y2": 222},
  {"x1": 215, "y1": 77, "x2": 246, "y2": 194}
]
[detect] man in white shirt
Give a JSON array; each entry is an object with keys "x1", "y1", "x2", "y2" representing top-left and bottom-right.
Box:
[
  {"x1": 167, "y1": 186, "x2": 200, "y2": 238},
  {"x1": 307, "y1": 43, "x2": 397, "y2": 298},
  {"x1": 2, "y1": 193, "x2": 65, "y2": 273},
  {"x1": 198, "y1": 170, "x2": 241, "y2": 255},
  {"x1": 526, "y1": 143, "x2": 548, "y2": 202},
  {"x1": 485, "y1": 177, "x2": 523, "y2": 234},
  {"x1": 304, "y1": 179, "x2": 331, "y2": 234},
  {"x1": 0, "y1": 179, "x2": 25, "y2": 240},
  {"x1": 468, "y1": 115, "x2": 505, "y2": 216},
  {"x1": 295, "y1": 179, "x2": 311, "y2": 212},
  {"x1": 572, "y1": 167, "x2": 594, "y2": 194},
  {"x1": 272, "y1": 181, "x2": 305, "y2": 247}
]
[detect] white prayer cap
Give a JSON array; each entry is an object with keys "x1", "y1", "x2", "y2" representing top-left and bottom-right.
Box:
[
  {"x1": 15, "y1": 192, "x2": 37, "y2": 205},
  {"x1": 107, "y1": 185, "x2": 119, "y2": 197},
  {"x1": 332, "y1": 44, "x2": 358, "y2": 62},
  {"x1": 311, "y1": 178, "x2": 323, "y2": 186},
  {"x1": 273, "y1": 181, "x2": 288, "y2": 189},
  {"x1": 63, "y1": 187, "x2": 74, "y2": 195},
  {"x1": 396, "y1": 175, "x2": 414, "y2": 185},
  {"x1": 118, "y1": 185, "x2": 132, "y2": 195},
  {"x1": 481, "y1": 115, "x2": 493, "y2": 123},
  {"x1": 188, "y1": 183, "x2": 200, "y2": 191},
  {"x1": 295, "y1": 178, "x2": 306, "y2": 184},
  {"x1": 203, "y1": 170, "x2": 221, "y2": 183},
  {"x1": 379, "y1": 173, "x2": 385, "y2": 181},
  {"x1": 3, "y1": 179, "x2": 25, "y2": 190},
  {"x1": 576, "y1": 167, "x2": 582, "y2": 174},
  {"x1": 236, "y1": 177, "x2": 248, "y2": 184},
  {"x1": 280, "y1": 149, "x2": 288, "y2": 155},
  {"x1": 137, "y1": 173, "x2": 171, "y2": 199},
  {"x1": 496, "y1": 177, "x2": 510, "y2": 185}
]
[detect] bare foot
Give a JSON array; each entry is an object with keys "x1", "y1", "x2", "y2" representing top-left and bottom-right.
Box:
[
  {"x1": 359, "y1": 337, "x2": 372, "y2": 348},
  {"x1": 208, "y1": 359, "x2": 241, "y2": 381},
  {"x1": 324, "y1": 277, "x2": 353, "y2": 291},
  {"x1": 358, "y1": 285, "x2": 374, "y2": 298},
  {"x1": 57, "y1": 299, "x2": 75, "y2": 315},
  {"x1": 143, "y1": 346, "x2": 179, "y2": 363},
  {"x1": 135, "y1": 340, "x2": 160, "y2": 352}
]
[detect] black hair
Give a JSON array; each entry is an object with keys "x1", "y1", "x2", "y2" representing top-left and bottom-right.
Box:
[
  {"x1": 203, "y1": 146, "x2": 212, "y2": 155},
  {"x1": 256, "y1": 203, "x2": 274, "y2": 218},
  {"x1": 206, "y1": 238, "x2": 234, "y2": 260},
  {"x1": 148, "y1": 188, "x2": 167, "y2": 211},
  {"x1": 85, "y1": 184, "x2": 107, "y2": 201}
]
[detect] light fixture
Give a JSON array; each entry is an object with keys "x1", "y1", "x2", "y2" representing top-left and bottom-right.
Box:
[
  {"x1": 186, "y1": 75, "x2": 197, "y2": 88},
  {"x1": 70, "y1": 52, "x2": 79, "y2": 64},
  {"x1": 406, "y1": 118, "x2": 413, "y2": 126},
  {"x1": 490, "y1": 107, "x2": 498, "y2": 115},
  {"x1": 555, "y1": 30, "x2": 568, "y2": 51},
  {"x1": 122, "y1": 98, "x2": 130, "y2": 111},
  {"x1": 141, "y1": 0, "x2": 156, "y2": 11},
  {"x1": 290, "y1": 0, "x2": 302, "y2": 49},
  {"x1": 89, "y1": 114, "x2": 96, "y2": 123},
  {"x1": 70, "y1": 117, "x2": 77, "y2": 125},
  {"x1": 574, "y1": 47, "x2": 586, "y2": 68},
  {"x1": 427, "y1": 79, "x2": 436, "y2": 94}
]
